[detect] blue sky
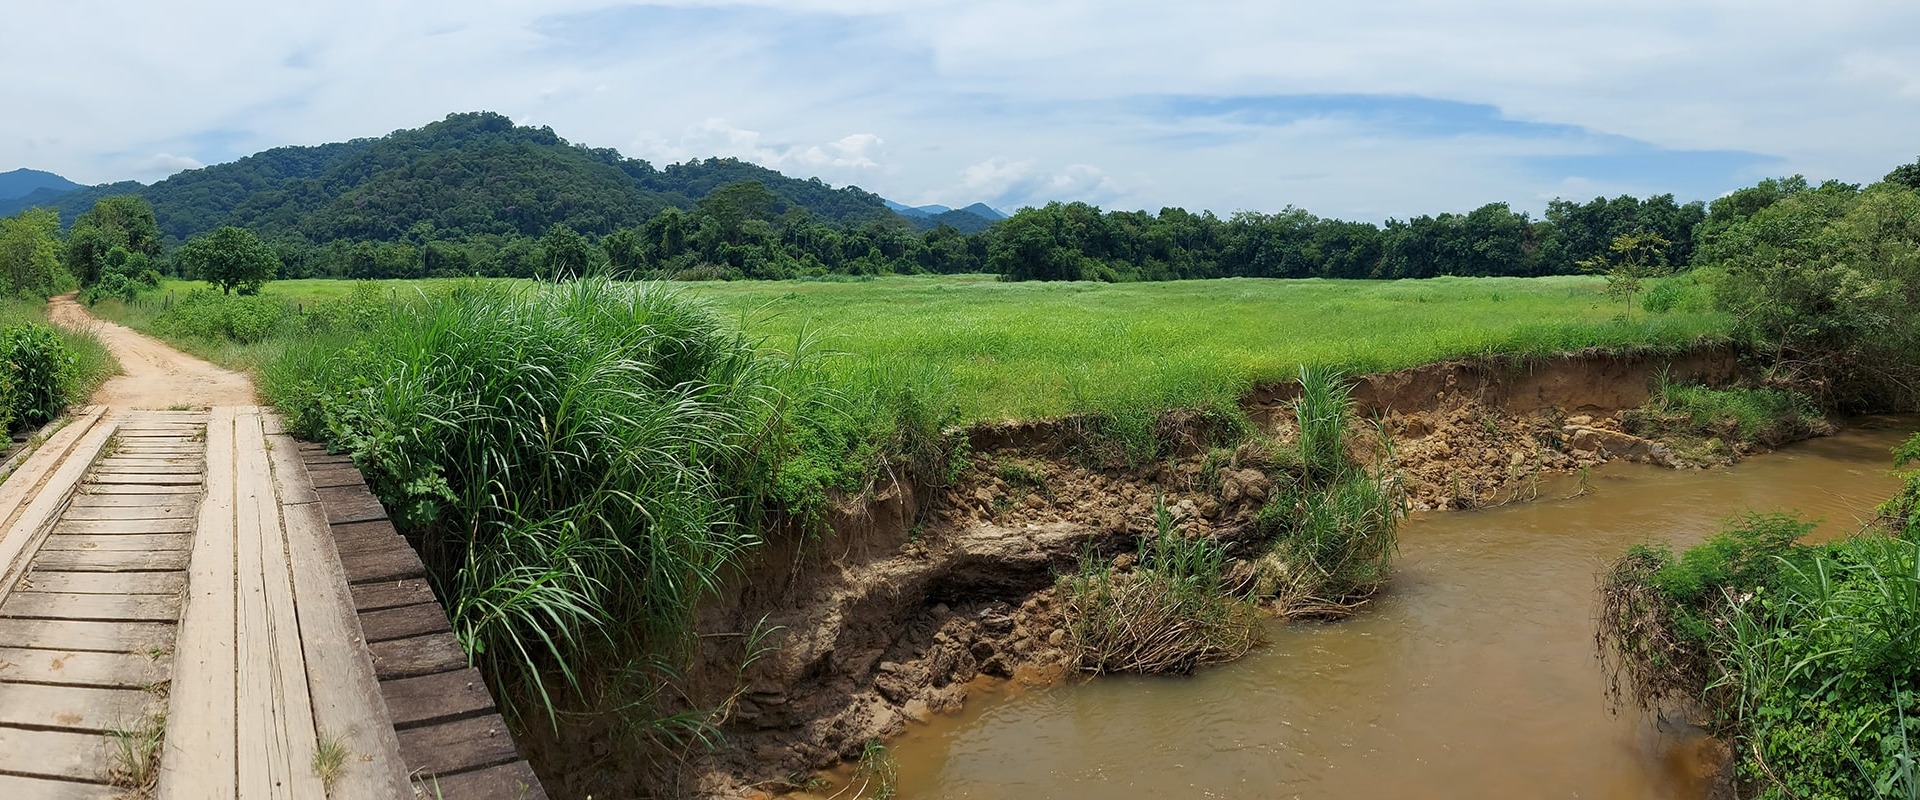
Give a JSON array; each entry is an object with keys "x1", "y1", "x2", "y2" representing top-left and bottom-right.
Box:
[{"x1": 2, "y1": 0, "x2": 1916, "y2": 221}]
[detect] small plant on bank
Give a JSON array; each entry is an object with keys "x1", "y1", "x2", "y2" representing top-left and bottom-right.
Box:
[
  {"x1": 1250, "y1": 367, "x2": 1405, "y2": 615},
  {"x1": 1622, "y1": 378, "x2": 1827, "y2": 458},
  {"x1": 1059, "y1": 500, "x2": 1261, "y2": 675}
]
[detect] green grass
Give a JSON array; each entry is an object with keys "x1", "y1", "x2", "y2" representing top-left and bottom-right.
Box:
[
  {"x1": 0, "y1": 297, "x2": 114, "y2": 427},
  {"x1": 166, "y1": 273, "x2": 1728, "y2": 425}
]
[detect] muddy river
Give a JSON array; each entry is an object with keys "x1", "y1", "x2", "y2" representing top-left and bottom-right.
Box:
[{"x1": 885, "y1": 419, "x2": 1917, "y2": 799}]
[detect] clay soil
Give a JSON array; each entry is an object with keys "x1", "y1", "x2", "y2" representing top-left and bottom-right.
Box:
[
  {"x1": 524, "y1": 346, "x2": 1793, "y2": 800},
  {"x1": 46, "y1": 292, "x2": 256, "y2": 408}
]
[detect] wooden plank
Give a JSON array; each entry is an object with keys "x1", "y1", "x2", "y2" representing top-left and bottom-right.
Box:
[
  {"x1": 380, "y1": 667, "x2": 496, "y2": 729},
  {"x1": 351, "y1": 579, "x2": 438, "y2": 613},
  {"x1": 41, "y1": 534, "x2": 192, "y2": 552},
  {"x1": 60, "y1": 504, "x2": 198, "y2": 520},
  {"x1": 0, "y1": 725, "x2": 110, "y2": 782},
  {"x1": 84, "y1": 472, "x2": 203, "y2": 486},
  {"x1": 413, "y1": 760, "x2": 548, "y2": 800},
  {"x1": 368, "y1": 633, "x2": 467, "y2": 680},
  {"x1": 332, "y1": 519, "x2": 401, "y2": 542},
  {"x1": 0, "y1": 592, "x2": 183, "y2": 623},
  {"x1": 338, "y1": 543, "x2": 426, "y2": 584},
  {"x1": 0, "y1": 408, "x2": 103, "y2": 534},
  {"x1": 0, "y1": 415, "x2": 115, "y2": 601},
  {"x1": 319, "y1": 485, "x2": 389, "y2": 524},
  {"x1": 283, "y1": 498, "x2": 414, "y2": 797},
  {"x1": 359, "y1": 603, "x2": 449, "y2": 643},
  {"x1": 0, "y1": 682, "x2": 161, "y2": 732},
  {"x1": 19, "y1": 572, "x2": 186, "y2": 596},
  {"x1": 265, "y1": 433, "x2": 318, "y2": 505},
  {"x1": 0, "y1": 772, "x2": 118, "y2": 800},
  {"x1": 304, "y1": 467, "x2": 366, "y2": 489},
  {"x1": 76, "y1": 483, "x2": 201, "y2": 495},
  {"x1": 67, "y1": 493, "x2": 200, "y2": 508},
  {"x1": 0, "y1": 619, "x2": 171, "y2": 653},
  {"x1": 0, "y1": 647, "x2": 169, "y2": 687},
  {"x1": 398, "y1": 714, "x2": 523, "y2": 777},
  {"x1": 54, "y1": 518, "x2": 195, "y2": 535},
  {"x1": 86, "y1": 457, "x2": 201, "y2": 468},
  {"x1": 235, "y1": 410, "x2": 328, "y2": 799},
  {"x1": 30, "y1": 550, "x2": 190, "y2": 572},
  {"x1": 157, "y1": 406, "x2": 237, "y2": 799}
]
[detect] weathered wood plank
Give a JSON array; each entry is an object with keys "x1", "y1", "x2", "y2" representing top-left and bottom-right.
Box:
[
  {"x1": 0, "y1": 619, "x2": 171, "y2": 653},
  {"x1": 265, "y1": 432, "x2": 318, "y2": 505},
  {"x1": 284, "y1": 496, "x2": 414, "y2": 797},
  {"x1": 359, "y1": 603, "x2": 449, "y2": 644},
  {"x1": 0, "y1": 409, "x2": 105, "y2": 536},
  {"x1": 368, "y1": 633, "x2": 467, "y2": 680},
  {"x1": 414, "y1": 760, "x2": 549, "y2": 800},
  {"x1": 0, "y1": 414, "x2": 115, "y2": 600},
  {"x1": 0, "y1": 725, "x2": 110, "y2": 782},
  {"x1": 0, "y1": 771, "x2": 118, "y2": 799},
  {"x1": 0, "y1": 591, "x2": 182, "y2": 623},
  {"x1": 157, "y1": 406, "x2": 237, "y2": 799},
  {"x1": 76, "y1": 483, "x2": 201, "y2": 495},
  {"x1": 0, "y1": 682, "x2": 161, "y2": 732},
  {"x1": 351, "y1": 579, "x2": 438, "y2": 614},
  {"x1": 236, "y1": 410, "x2": 328, "y2": 799},
  {"x1": 304, "y1": 467, "x2": 366, "y2": 489},
  {"x1": 380, "y1": 667, "x2": 496, "y2": 729},
  {"x1": 31, "y1": 549, "x2": 190, "y2": 572},
  {"x1": 338, "y1": 543, "x2": 426, "y2": 584},
  {"x1": 398, "y1": 714, "x2": 523, "y2": 777},
  {"x1": 41, "y1": 534, "x2": 191, "y2": 552},
  {"x1": 332, "y1": 519, "x2": 401, "y2": 542},
  {"x1": 59, "y1": 504, "x2": 197, "y2": 521},
  {"x1": 53, "y1": 518, "x2": 195, "y2": 535},
  {"x1": 20, "y1": 572, "x2": 185, "y2": 596},
  {"x1": 67, "y1": 492, "x2": 200, "y2": 508},
  {"x1": 0, "y1": 647, "x2": 169, "y2": 687},
  {"x1": 319, "y1": 485, "x2": 389, "y2": 524},
  {"x1": 87, "y1": 456, "x2": 201, "y2": 467},
  {"x1": 85, "y1": 472, "x2": 202, "y2": 486}
]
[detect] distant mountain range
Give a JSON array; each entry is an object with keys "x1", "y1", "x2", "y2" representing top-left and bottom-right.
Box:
[{"x1": 0, "y1": 112, "x2": 1008, "y2": 243}]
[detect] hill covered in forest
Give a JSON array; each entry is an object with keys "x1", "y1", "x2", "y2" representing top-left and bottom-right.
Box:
[{"x1": 0, "y1": 112, "x2": 930, "y2": 244}]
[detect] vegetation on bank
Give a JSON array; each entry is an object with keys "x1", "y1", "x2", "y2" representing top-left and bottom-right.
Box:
[
  {"x1": 0, "y1": 299, "x2": 113, "y2": 435},
  {"x1": 1598, "y1": 503, "x2": 1920, "y2": 799}
]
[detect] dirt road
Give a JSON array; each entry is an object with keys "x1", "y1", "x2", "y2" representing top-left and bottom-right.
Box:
[{"x1": 46, "y1": 293, "x2": 257, "y2": 408}]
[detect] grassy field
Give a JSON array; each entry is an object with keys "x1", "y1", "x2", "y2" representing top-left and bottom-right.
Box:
[{"x1": 130, "y1": 273, "x2": 1728, "y2": 422}]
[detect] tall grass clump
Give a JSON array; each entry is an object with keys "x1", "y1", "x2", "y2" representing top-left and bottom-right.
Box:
[
  {"x1": 266, "y1": 278, "x2": 804, "y2": 721},
  {"x1": 0, "y1": 298, "x2": 110, "y2": 434},
  {"x1": 1623, "y1": 378, "x2": 1827, "y2": 455},
  {"x1": 1059, "y1": 501, "x2": 1261, "y2": 674},
  {"x1": 1599, "y1": 501, "x2": 1920, "y2": 797},
  {"x1": 1251, "y1": 367, "x2": 1404, "y2": 615}
]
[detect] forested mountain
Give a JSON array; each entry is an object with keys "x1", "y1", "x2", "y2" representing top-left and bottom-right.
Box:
[
  {"x1": 3, "y1": 112, "x2": 908, "y2": 245},
  {"x1": 0, "y1": 169, "x2": 81, "y2": 201}
]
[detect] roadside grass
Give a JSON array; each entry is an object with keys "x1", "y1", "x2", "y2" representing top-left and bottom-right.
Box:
[
  {"x1": 140, "y1": 273, "x2": 1728, "y2": 426},
  {"x1": 0, "y1": 296, "x2": 114, "y2": 426}
]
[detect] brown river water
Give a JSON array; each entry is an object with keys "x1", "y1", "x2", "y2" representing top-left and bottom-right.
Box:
[{"x1": 882, "y1": 418, "x2": 1918, "y2": 800}]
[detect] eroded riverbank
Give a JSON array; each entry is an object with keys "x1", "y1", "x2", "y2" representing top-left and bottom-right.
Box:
[{"x1": 878, "y1": 418, "x2": 1915, "y2": 799}]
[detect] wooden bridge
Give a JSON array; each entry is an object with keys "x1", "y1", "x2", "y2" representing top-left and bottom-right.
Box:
[{"x1": 0, "y1": 405, "x2": 549, "y2": 799}]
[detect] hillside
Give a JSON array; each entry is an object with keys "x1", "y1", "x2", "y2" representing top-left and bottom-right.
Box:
[
  {"x1": 3, "y1": 112, "x2": 916, "y2": 244},
  {"x1": 0, "y1": 168, "x2": 82, "y2": 201}
]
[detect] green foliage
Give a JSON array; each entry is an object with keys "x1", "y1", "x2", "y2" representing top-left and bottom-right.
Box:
[
  {"x1": 1880, "y1": 434, "x2": 1920, "y2": 540},
  {"x1": 65, "y1": 195, "x2": 160, "y2": 287},
  {"x1": 1703, "y1": 180, "x2": 1920, "y2": 408},
  {"x1": 1578, "y1": 231, "x2": 1673, "y2": 318},
  {"x1": 0, "y1": 209, "x2": 71, "y2": 297},
  {"x1": 148, "y1": 290, "x2": 295, "y2": 345},
  {"x1": 177, "y1": 226, "x2": 279, "y2": 295},
  {"x1": 1059, "y1": 501, "x2": 1261, "y2": 674},
  {"x1": 1625, "y1": 381, "x2": 1826, "y2": 453},
  {"x1": 1598, "y1": 509, "x2": 1920, "y2": 799},
  {"x1": 0, "y1": 321, "x2": 78, "y2": 433},
  {"x1": 1250, "y1": 368, "x2": 1404, "y2": 614}
]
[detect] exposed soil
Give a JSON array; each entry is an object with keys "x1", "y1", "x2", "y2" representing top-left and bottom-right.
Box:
[
  {"x1": 46, "y1": 293, "x2": 256, "y2": 408},
  {"x1": 524, "y1": 346, "x2": 1796, "y2": 800}
]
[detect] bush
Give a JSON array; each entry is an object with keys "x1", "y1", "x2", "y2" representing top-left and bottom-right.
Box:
[
  {"x1": 0, "y1": 322, "x2": 77, "y2": 432},
  {"x1": 149, "y1": 290, "x2": 294, "y2": 344},
  {"x1": 1624, "y1": 381, "x2": 1827, "y2": 453},
  {"x1": 1059, "y1": 502, "x2": 1261, "y2": 674}
]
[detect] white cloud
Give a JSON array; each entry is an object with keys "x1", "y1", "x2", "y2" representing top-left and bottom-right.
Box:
[
  {"x1": 2, "y1": 1, "x2": 1917, "y2": 216},
  {"x1": 134, "y1": 154, "x2": 206, "y2": 176}
]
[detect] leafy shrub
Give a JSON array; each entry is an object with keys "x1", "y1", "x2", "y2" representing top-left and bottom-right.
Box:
[
  {"x1": 1882, "y1": 434, "x2": 1920, "y2": 539},
  {"x1": 150, "y1": 290, "x2": 294, "y2": 344},
  {"x1": 1624, "y1": 381, "x2": 1826, "y2": 451},
  {"x1": 1060, "y1": 501, "x2": 1261, "y2": 674},
  {"x1": 0, "y1": 322, "x2": 76, "y2": 432}
]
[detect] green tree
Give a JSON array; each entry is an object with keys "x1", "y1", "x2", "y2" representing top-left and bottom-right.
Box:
[
  {"x1": 1578, "y1": 231, "x2": 1672, "y2": 317},
  {"x1": 1886, "y1": 156, "x2": 1920, "y2": 192},
  {"x1": 0, "y1": 209, "x2": 67, "y2": 296},
  {"x1": 538, "y1": 223, "x2": 597, "y2": 280},
  {"x1": 178, "y1": 226, "x2": 279, "y2": 294},
  {"x1": 65, "y1": 195, "x2": 161, "y2": 286}
]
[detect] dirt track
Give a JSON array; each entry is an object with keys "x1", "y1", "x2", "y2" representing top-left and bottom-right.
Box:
[{"x1": 46, "y1": 293, "x2": 256, "y2": 408}]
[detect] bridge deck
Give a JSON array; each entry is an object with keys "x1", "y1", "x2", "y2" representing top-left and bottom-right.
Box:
[{"x1": 0, "y1": 407, "x2": 547, "y2": 799}]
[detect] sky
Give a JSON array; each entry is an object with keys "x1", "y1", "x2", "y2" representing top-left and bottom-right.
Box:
[{"x1": 3, "y1": 1, "x2": 1918, "y2": 221}]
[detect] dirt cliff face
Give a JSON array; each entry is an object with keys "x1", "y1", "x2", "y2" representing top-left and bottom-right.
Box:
[{"x1": 526, "y1": 347, "x2": 1766, "y2": 799}]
